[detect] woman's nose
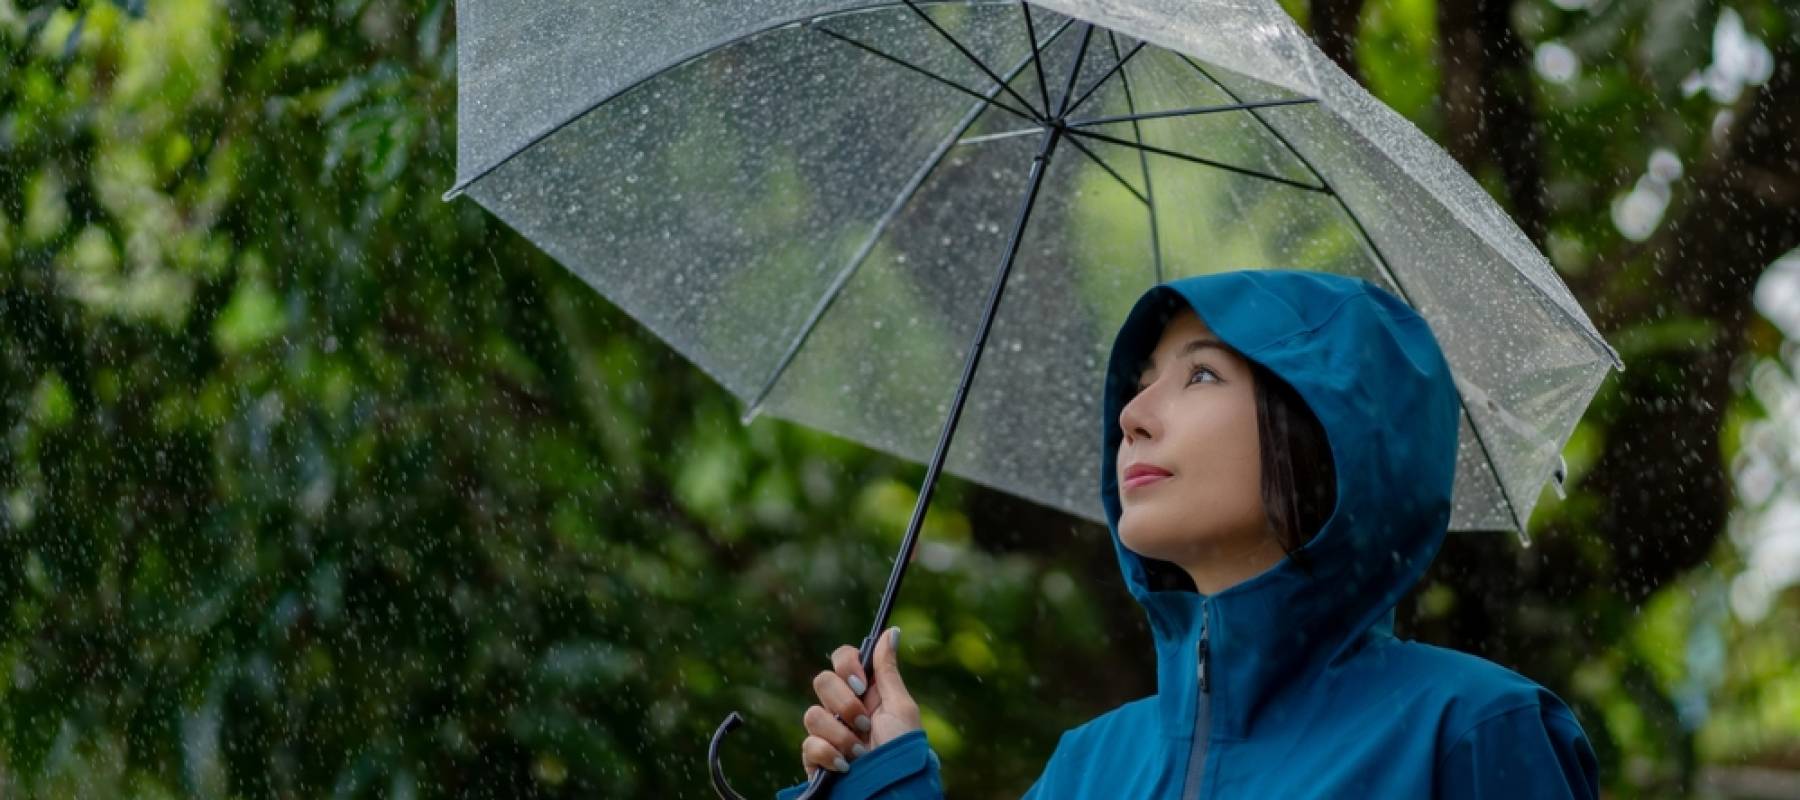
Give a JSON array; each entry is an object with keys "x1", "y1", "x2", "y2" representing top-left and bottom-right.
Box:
[{"x1": 1119, "y1": 392, "x2": 1156, "y2": 445}]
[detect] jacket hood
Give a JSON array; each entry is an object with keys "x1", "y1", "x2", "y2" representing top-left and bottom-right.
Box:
[{"x1": 1098, "y1": 270, "x2": 1461, "y2": 740}]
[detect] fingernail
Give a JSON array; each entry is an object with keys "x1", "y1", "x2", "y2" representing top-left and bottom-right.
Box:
[
  {"x1": 890, "y1": 627, "x2": 901, "y2": 649},
  {"x1": 852, "y1": 742, "x2": 869, "y2": 759},
  {"x1": 848, "y1": 674, "x2": 866, "y2": 696},
  {"x1": 854, "y1": 714, "x2": 872, "y2": 733},
  {"x1": 831, "y1": 755, "x2": 849, "y2": 773}
]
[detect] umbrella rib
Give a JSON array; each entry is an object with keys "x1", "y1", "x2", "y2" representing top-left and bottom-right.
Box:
[
  {"x1": 1064, "y1": 127, "x2": 1330, "y2": 193},
  {"x1": 1108, "y1": 30, "x2": 1162, "y2": 284},
  {"x1": 1175, "y1": 54, "x2": 1535, "y2": 537},
  {"x1": 1018, "y1": 3, "x2": 1053, "y2": 118},
  {"x1": 1176, "y1": 56, "x2": 1415, "y2": 322},
  {"x1": 1458, "y1": 405, "x2": 1528, "y2": 541},
  {"x1": 1063, "y1": 39, "x2": 1145, "y2": 118},
  {"x1": 810, "y1": 24, "x2": 1039, "y2": 125},
  {"x1": 443, "y1": 1, "x2": 1023, "y2": 200},
  {"x1": 900, "y1": 0, "x2": 1047, "y2": 123},
  {"x1": 741, "y1": 16, "x2": 1078, "y2": 423},
  {"x1": 1067, "y1": 97, "x2": 1319, "y2": 127},
  {"x1": 1178, "y1": 54, "x2": 1621, "y2": 370},
  {"x1": 957, "y1": 127, "x2": 1048, "y2": 146},
  {"x1": 1052, "y1": 22, "x2": 1095, "y2": 117},
  {"x1": 1060, "y1": 131, "x2": 1149, "y2": 204}
]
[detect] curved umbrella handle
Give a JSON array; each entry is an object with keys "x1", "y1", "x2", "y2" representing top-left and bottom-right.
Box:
[
  {"x1": 711, "y1": 633, "x2": 878, "y2": 799},
  {"x1": 709, "y1": 710, "x2": 837, "y2": 800}
]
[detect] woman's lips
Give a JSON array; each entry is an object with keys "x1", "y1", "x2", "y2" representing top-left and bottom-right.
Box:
[{"x1": 1122, "y1": 473, "x2": 1172, "y2": 491}]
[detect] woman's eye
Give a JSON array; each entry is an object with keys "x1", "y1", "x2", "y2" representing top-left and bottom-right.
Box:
[{"x1": 1187, "y1": 365, "x2": 1220, "y2": 385}]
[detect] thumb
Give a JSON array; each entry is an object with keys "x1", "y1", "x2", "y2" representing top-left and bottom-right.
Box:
[{"x1": 870, "y1": 626, "x2": 910, "y2": 704}]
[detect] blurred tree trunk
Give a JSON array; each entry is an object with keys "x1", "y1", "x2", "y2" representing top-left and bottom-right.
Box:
[
  {"x1": 1570, "y1": 53, "x2": 1800, "y2": 603},
  {"x1": 1309, "y1": 0, "x2": 1366, "y2": 83},
  {"x1": 1436, "y1": 0, "x2": 1548, "y2": 247}
]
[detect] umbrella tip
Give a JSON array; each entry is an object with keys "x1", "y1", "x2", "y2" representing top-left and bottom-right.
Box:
[
  {"x1": 441, "y1": 185, "x2": 465, "y2": 202},
  {"x1": 739, "y1": 402, "x2": 762, "y2": 426}
]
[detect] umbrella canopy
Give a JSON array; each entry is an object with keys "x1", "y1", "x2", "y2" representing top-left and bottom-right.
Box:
[{"x1": 445, "y1": 0, "x2": 1620, "y2": 543}]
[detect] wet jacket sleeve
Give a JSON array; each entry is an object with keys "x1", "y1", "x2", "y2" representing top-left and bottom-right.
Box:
[
  {"x1": 774, "y1": 729, "x2": 943, "y2": 800},
  {"x1": 1434, "y1": 703, "x2": 1599, "y2": 799}
]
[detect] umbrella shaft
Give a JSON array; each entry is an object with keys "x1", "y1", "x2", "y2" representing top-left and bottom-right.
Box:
[{"x1": 865, "y1": 124, "x2": 1065, "y2": 662}]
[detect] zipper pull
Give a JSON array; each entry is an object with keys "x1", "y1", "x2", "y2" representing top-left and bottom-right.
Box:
[
  {"x1": 1198, "y1": 602, "x2": 1210, "y2": 694},
  {"x1": 1198, "y1": 637, "x2": 1209, "y2": 694}
]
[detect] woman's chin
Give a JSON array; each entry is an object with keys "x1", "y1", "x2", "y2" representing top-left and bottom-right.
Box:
[{"x1": 1118, "y1": 517, "x2": 1180, "y2": 561}]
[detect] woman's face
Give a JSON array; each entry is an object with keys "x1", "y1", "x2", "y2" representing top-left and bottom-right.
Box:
[{"x1": 1115, "y1": 307, "x2": 1271, "y2": 580}]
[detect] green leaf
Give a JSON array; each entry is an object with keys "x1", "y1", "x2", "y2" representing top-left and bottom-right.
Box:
[{"x1": 212, "y1": 275, "x2": 286, "y2": 354}]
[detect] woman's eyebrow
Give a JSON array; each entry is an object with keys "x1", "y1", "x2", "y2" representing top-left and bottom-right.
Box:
[{"x1": 1135, "y1": 338, "x2": 1229, "y2": 382}]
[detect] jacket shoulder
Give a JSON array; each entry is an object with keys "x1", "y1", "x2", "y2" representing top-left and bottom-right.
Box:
[
  {"x1": 1372, "y1": 642, "x2": 1601, "y2": 798},
  {"x1": 1065, "y1": 694, "x2": 1159, "y2": 739},
  {"x1": 1018, "y1": 695, "x2": 1160, "y2": 798},
  {"x1": 1362, "y1": 638, "x2": 1584, "y2": 744}
]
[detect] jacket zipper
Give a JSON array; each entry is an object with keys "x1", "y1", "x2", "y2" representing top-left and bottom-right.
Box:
[{"x1": 1180, "y1": 601, "x2": 1212, "y2": 800}]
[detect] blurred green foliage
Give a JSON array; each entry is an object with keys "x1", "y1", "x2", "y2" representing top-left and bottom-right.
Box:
[{"x1": 3, "y1": 0, "x2": 1798, "y2": 798}]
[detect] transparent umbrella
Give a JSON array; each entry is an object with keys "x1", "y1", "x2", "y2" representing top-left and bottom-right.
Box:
[{"x1": 440, "y1": 2, "x2": 1623, "y2": 797}]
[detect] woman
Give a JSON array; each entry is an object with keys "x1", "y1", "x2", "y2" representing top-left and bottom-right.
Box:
[{"x1": 781, "y1": 270, "x2": 1599, "y2": 799}]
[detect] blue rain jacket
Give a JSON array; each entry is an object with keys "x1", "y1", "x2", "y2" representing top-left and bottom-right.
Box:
[{"x1": 779, "y1": 270, "x2": 1599, "y2": 799}]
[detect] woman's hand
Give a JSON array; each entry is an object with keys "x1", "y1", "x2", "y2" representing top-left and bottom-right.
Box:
[{"x1": 800, "y1": 626, "x2": 921, "y2": 778}]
